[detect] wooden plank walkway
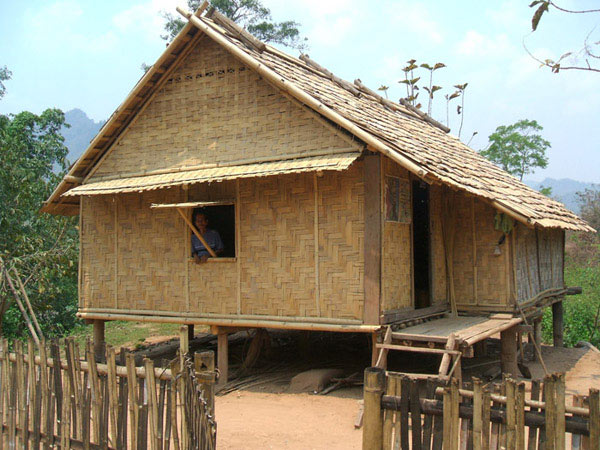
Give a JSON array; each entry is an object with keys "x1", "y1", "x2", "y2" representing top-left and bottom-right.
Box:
[{"x1": 392, "y1": 315, "x2": 522, "y2": 347}]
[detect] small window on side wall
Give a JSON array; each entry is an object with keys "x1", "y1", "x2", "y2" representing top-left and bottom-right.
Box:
[{"x1": 191, "y1": 204, "x2": 236, "y2": 259}]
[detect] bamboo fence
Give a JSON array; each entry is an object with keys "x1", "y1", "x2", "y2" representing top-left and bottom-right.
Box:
[
  {"x1": 363, "y1": 367, "x2": 599, "y2": 450},
  {"x1": 0, "y1": 338, "x2": 216, "y2": 449}
]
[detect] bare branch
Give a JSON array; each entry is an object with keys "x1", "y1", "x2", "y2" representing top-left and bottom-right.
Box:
[{"x1": 549, "y1": 1, "x2": 600, "y2": 14}]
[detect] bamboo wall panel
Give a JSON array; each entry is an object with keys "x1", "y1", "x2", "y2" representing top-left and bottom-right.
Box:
[
  {"x1": 116, "y1": 189, "x2": 186, "y2": 312},
  {"x1": 81, "y1": 196, "x2": 115, "y2": 309},
  {"x1": 90, "y1": 38, "x2": 358, "y2": 182},
  {"x1": 515, "y1": 227, "x2": 564, "y2": 302},
  {"x1": 452, "y1": 194, "x2": 476, "y2": 306},
  {"x1": 317, "y1": 163, "x2": 364, "y2": 320},
  {"x1": 381, "y1": 158, "x2": 412, "y2": 312},
  {"x1": 549, "y1": 229, "x2": 564, "y2": 288},
  {"x1": 189, "y1": 261, "x2": 237, "y2": 314},
  {"x1": 473, "y1": 200, "x2": 509, "y2": 306},
  {"x1": 238, "y1": 173, "x2": 317, "y2": 317},
  {"x1": 429, "y1": 184, "x2": 447, "y2": 304}
]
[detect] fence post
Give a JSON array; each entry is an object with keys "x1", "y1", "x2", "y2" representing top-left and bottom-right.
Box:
[
  {"x1": 179, "y1": 326, "x2": 189, "y2": 355},
  {"x1": 590, "y1": 389, "x2": 599, "y2": 450},
  {"x1": 194, "y1": 351, "x2": 215, "y2": 414},
  {"x1": 363, "y1": 367, "x2": 385, "y2": 450}
]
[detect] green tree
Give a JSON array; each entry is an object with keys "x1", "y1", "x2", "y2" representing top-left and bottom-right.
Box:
[
  {"x1": 480, "y1": 119, "x2": 550, "y2": 181},
  {"x1": 0, "y1": 101, "x2": 79, "y2": 338},
  {"x1": 0, "y1": 66, "x2": 11, "y2": 99},
  {"x1": 162, "y1": 0, "x2": 306, "y2": 49},
  {"x1": 577, "y1": 186, "x2": 600, "y2": 232}
]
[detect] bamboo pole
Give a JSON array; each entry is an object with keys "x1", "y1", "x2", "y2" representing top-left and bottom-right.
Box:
[
  {"x1": 473, "y1": 378, "x2": 483, "y2": 450},
  {"x1": 126, "y1": 353, "x2": 139, "y2": 448},
  {"x1": 590, "y1": 389, "x2": 599, "y2": 449},
  {"x1": 12, "y1": 267, "x2": 44, "y2": 339},
  {"x1": 78, "y1": 311, "x2": 377, "y2": 333},
  {"x1": 363, "y1": 367, "x2": 384, "y2": 450},
  {"x1": 144, "y1": 358, "x2": 159, "y2": 450},
  {"x1": 2, "y1": 268, "x2": 40, "y2": 345}
]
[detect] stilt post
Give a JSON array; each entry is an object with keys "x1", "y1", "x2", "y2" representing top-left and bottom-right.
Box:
[
  {"x1": 552, "y1": 301, "x2": 564, "y2": 347},
  {"x1": 217, "y1": 328, "x2": 229, "y2": 385},
  {"x1": 92, "y1": 320, "x2": 105, "y2": 361},
  {"x1": 500, "y1": 326, "x2": 519, "y2": 377}
]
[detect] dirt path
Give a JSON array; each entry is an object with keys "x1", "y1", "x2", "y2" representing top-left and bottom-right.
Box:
[{"x1": 216, "y1": 391, "x2": 362, "y2": 450}]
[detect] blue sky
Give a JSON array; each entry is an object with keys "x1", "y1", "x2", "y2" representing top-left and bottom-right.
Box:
[{"x1": 1, "y1": 0, "x2": 599, "y2": 182}]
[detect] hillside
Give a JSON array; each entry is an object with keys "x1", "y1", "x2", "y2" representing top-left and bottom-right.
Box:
[
  {"x1": 61, "y1": 108, "x2": 104, "y2": 164},
  {"x1": 525, "y1": 178, "x2": 597, "y2": 214}
]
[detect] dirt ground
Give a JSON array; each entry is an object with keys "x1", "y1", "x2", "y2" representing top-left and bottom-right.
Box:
[
  {"x1": 217, "y1": 391, "x2": 363, "y2": 449},
  {"x1": 130, "y1": 330, "x2": 600, "y2": 449}
]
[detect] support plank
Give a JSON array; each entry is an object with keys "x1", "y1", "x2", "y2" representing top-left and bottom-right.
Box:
[{"x1": 364, "y1": 153, "x2": 382, "y2": 325}]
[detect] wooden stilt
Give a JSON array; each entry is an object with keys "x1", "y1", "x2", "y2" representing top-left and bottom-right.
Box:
[
  {"x1": 217, "y1": 329, "x2": 229, "y2": 385},
  {"x1": 93, "y1": 320, "x2": 105, "y2": 361},
  {"x1": 371, "y1": 332, "x2": 379, "y2": 367},
  {"x1": 552, "y1": 301, "x2": 564, "y2": 347},
  {"x1": 187, "y1": 324, "x2": 195, "y2": 343},
  {"x1": 531, "y1": 319, "x2": 542, "y2": 361},
  {"x1": 500, "y1": 326, "x2": 519, "y2": 377}
]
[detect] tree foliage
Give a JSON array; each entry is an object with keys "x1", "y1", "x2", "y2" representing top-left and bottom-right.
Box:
[
  {"x1": 0, "y1": 89, "x2": 79, "y2": 339},
  {"x1": 577, "y1": 186, "x2": 600, "y2": 232},
  {"x1": 527, "y1": 1, "x2": 600, "y2": 74},
  {"x1": 162, "y1": 0, "x2": 306, "y2": 50},
  {"x1": 0, "y1": 66, "x2": 11, "y2": 100},
  {"x1": 480, "y1": 119, "x2": 550, "y2": 181}
]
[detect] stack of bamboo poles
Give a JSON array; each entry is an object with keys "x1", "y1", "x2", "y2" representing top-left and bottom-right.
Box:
[
  {"x1": 0, "y1": 258, "x2": 44, "y2": 344},
  {"x1": 363, "y1": 367, "x2": 599, "y2": 450},
  {"x1": 0, "y1": 338, "x2": 216, "y2": 449}
]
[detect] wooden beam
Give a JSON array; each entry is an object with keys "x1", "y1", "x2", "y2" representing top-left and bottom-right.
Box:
[{"x1": 364, "y1": 153, "x2": 382, "y2": 325}]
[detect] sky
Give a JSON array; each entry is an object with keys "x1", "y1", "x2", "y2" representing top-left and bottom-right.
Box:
[{"x1": 1, "y1": 0, "x2": 599, "y2": 182}]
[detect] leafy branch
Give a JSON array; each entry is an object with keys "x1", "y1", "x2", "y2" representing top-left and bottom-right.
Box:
[{"x1": 527, "y1": 1, "x2": 600, "y2": 73}]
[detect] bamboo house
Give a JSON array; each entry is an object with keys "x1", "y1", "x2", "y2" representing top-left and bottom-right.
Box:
[{"x1": 43, "y1": 5, "x2": 594, "y2": 381}]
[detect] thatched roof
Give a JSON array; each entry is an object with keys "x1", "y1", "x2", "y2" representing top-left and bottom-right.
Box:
[{"x1": 42, "y1": 6, "x2": 593, "y2": 232}]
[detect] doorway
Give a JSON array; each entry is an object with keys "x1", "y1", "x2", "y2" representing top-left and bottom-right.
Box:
[{"x1": 412, "y1": 180, "x2": 431, "y2": 309}]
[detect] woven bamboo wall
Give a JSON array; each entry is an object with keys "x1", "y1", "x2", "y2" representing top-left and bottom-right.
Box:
[
  {"x1": 116, "y1": 189, "x2": 187, "y2": 312},
  {"x1": 429, "y1": 191, "x2": 511, "y2": 310},
  {"x1": 317, "y1": 163, "x2": 364, "y2": 319},
  {"x1": 238, "y1": 173, "x2": 317, "y2": 317},
  {"x1": 90, "y1": 38, "x2": 358, "y2": 182},
  {"x1": 81, "y1": 196, "x2": 115, "y2": 309},
  {"x1": 515, "y1": 226, "x2": 564, "y2": 302},
  {"x1": 381, "y1": 157, "x2": 412, "y2": 312},
  {"x1": 80, "y1": 165, "x2": 365, "y2": 322}
]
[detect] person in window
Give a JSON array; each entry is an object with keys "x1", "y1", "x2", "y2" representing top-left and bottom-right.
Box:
[{"x1": 191, "y1": 210, "x2": 224, "y2": 264}]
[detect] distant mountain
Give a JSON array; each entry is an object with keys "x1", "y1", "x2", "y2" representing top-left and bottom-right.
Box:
[
  {"x1": 525, "y1": 178, "x2": 598, "y2": 213},
  {"x1": 61, "y1": 109, "x2": 104, "y2": 164}
]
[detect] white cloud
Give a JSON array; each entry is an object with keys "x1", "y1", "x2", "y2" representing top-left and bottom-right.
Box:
[
  {"x1": 485, "y1": 0, "x2": 530, "y2": 31},
  {"x1": 456, "y1": 30, "x2": 512, "y2": 57},
  {"x1": 389, "y1": 2, "x2": 444, "y2": 44},
  {"x1": 113, "y1": 0, "x2": 187, "y2": 42}
]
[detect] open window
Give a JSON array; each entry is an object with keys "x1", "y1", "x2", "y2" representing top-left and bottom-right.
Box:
[
  {"x1": 191, "y1": 204, "x2": 236, "y2": 258},
  {"x1": 150, "y1": 200, "x2": 236, "y2": 260}
]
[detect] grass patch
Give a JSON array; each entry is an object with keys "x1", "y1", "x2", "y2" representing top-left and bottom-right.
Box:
[
  {"x1": 541, "y1": 241, "x2": 600, "y2": 347},
  {"x1": 69, "y1": 321, "x2": 180, "y2": 350}
]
